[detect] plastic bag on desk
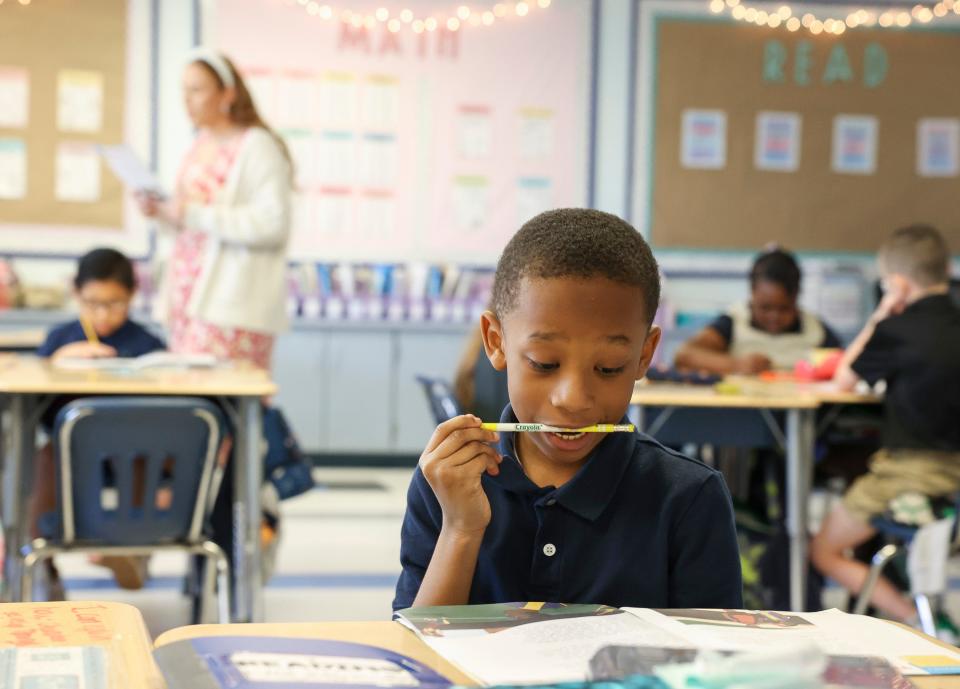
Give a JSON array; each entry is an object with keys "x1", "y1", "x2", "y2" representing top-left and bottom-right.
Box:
[
  {"x1": 654, "y1": 643, "x2": 826, "y2": 689},
  {"x1": 590, "y1": 644, "x2": 824, "y2": 689}
]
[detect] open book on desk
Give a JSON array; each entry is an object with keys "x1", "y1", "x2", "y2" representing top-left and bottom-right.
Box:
[
  {"x1": 52, "y1": 351, "x2": 219, "y2": 371},
  {"x1": 396, "y1": 604, "x2": 960, "y2": 686}
]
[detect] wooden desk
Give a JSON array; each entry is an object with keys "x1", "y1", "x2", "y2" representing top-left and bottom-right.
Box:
[
  {"x1": 0, "y1": 328, "x2": 44, "y2": 352},
  {"x1": 0, "y1": 357, "x2": 276, "y2": 623},
  {"x1": 630, "y1": 379, "x2": 879, "y2": 613},
  {"x1": 154, "y1": 619, "x2": 959, "y2": 689},
  {"x1": 0, "y1": 601, "x2": 164, "y2": 689}
]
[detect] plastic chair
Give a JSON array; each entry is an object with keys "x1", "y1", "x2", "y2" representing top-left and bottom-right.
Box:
[
  {"x1": 415, "y1": 376, "x2": 462, "y2": 424},
  {"x1": 20, "y1": 397, "x2": 231, "y2": 623},
  {"x1": 853, "y1": 494, "x2": 960, "y2": 636}
]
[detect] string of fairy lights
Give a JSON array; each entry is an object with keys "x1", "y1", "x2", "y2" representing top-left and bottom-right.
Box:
[
  {"x1": 286, "y1": 0, "x2": 552, "y2": 33},
  {"x1": 708, "y1": 1, "x2": 960, "y2": 36}
]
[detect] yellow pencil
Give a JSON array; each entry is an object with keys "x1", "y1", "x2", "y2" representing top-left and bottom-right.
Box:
[
  {"x1": 79, "y1": 314, "x2": 100, "y2": 345},
  {"x1": 480, "y1": 423, "x2": 634, "y2": 433}
]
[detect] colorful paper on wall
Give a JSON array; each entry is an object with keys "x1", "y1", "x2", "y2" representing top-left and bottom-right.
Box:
[
  {"x1": 0, "y1": 138, "x2": 27, "y2": 200},
  {"x1": 56, "y1": 141, "x2": 101, "y2": 202},
  {"x1": 755, "y1": 111, "x2": 801, "y2": 172},
  {"x1": 0, "y1": 67, "x2": 29, "y2": 129},
  {"x1": 519, "y1": 108, "x2": 554, "y2": 159},
  {"x1": 517, "y1": 177, "x2": 552, "y2": 225},
  {"x1": 458, "y1": 106, "x2": 493, "y2": 159},
  {"x1": 917, "y1": 118, "x2": 960, "y2": 178},
  {"x1": 832, "y1": 115, "x2": 878, "y2": 175},
  {"x1": 680, "y1": 109, "x2": 726, "y2": 170},
  {"x1": 363, "y1": 75, "x2": 400, "y2": 130},
  {"x1": 57, "y1": 70, "x2": 104, "y2": 133},
  {"x1": 453, "y1": 175, "x2": 488, "y2": 231}
]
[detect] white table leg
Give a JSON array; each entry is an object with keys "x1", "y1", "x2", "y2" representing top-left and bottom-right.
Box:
[
  {"x1": 232, "y1": 397, "x2": 263, "y2": 623},
  {"x1": 786, "y1": 407, "x2": 815, "y2": 612},
  {"x1": 1, "y1": 395, "x2": 38, "y2": 602}
]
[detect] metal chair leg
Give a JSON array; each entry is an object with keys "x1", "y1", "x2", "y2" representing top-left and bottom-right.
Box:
[
  {"x1": 200, "y1": 540, "x2": 231, "y2": 624},
  {"x1": 854, "y1": 543, "x2": 899, "y2": 615},
  {"x1": 216, "y1": 552, "x2": 231, "y2": 624},
  {"x1": 20, "y1": 552, "x2": 39, "y2": 603},
  {"x1": 20, "y1": 546, "x2": 52, "y2": 603},
  {"x1": 201, "y1": 551, "x2": 218, "y2": 624},
  {"x1": 915, "y1": 593, "x2": 937, "y2": 637}
]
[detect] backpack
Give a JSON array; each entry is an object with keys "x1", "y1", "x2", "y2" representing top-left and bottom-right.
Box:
[{"x1": 262, "y1": 406, "x2": 315, "y2": 500}]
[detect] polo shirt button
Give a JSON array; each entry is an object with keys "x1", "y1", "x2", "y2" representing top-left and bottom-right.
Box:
[
  {"x1": 543, "y1": 543, "x2": 557, "y2": 557},
  {"x1": 545, "y1": 498, "x2": 557, "y2": 506}
]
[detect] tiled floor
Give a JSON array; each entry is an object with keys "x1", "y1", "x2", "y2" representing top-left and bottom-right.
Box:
[{"x1": 24, "y1": 467, "x2": 960, "y2": 640}]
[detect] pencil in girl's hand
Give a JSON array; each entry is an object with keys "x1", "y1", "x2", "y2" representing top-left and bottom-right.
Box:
[{"x1": 480, "y1": 423, "x2": 635, "y2": 433}]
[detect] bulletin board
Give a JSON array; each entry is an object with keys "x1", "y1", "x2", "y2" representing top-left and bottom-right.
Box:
[
  {"x1": 0, "y1": 0, "x2": 153, "y2": 256},
  {"x1": 633, "y1": 1, "x2": 960, "y2": 253},
  {"x1": 206, "y1": 0, "x2": 592, "y2": 264}
]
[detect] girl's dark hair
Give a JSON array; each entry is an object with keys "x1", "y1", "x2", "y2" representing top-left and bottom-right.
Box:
[
  {"x1": 750, "y1": 248, "x2": 801, "y2": 297},
  {"x1": 75, "y1": 248, "x2": 136, "y2": 291},
  {"x1": 192, "y1": 55, "x2": 294, "y2": 180}
]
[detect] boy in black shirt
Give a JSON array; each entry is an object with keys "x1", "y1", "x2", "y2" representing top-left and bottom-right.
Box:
[{"x1": 812, "y1": 224, "x2": 960, "y2": 622}]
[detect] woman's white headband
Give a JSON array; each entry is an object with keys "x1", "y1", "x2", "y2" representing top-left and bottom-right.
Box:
[{"x1": 187, "y1": 48, "x2": 236, "y2": 89}]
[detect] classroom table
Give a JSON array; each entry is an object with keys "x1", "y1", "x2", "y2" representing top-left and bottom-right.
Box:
[
  {"x1": 0, "y1": 328, "x2": 44, "y2": 352},
  {"x1": 0, "y1": 356, "x2": 276, "y2": 623},
  {"x1": 0, "y1": 601, "x2": 165, "y2": 689},
  {"x1": 630, "y1": 378, "x2": 880, "y2": 614},
  {"x1": 154, "y1": 619, "x2": 960, "y2": 689}
]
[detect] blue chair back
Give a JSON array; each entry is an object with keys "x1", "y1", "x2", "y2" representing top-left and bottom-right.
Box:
[
  {"x1": 415, "y1": 376, "x2": 462, "y2": 424},
  {"x1": 52, "y1": 397, "x2": 224, "y2": 546}
]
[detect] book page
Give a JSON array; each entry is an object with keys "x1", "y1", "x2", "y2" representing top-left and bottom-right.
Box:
[
  {"x1": 397, "y1": 606, "x2": 691, "y2": 686},
  {"x1": 624, "y1": 608, "x2": 960, "y2": 676}
]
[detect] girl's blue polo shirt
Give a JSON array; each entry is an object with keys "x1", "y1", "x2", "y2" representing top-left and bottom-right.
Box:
[{"x1": 394, "y1": 405, "x2": 743, "y2": 611}]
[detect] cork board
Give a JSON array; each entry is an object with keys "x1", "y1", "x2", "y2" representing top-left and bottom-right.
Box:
[
  {"x1": 0, "y1": 0, "x2": 126, "y2": 229},
  {"x1": 640, "y1": 11, "x2": 960, "y2": 253}
]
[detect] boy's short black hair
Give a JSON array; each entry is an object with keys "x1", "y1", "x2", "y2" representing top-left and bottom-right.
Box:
[
  {"x1": 491, "y1": 209, "x2": 660, "y2": 325},
  {"x1": 750, "y1": 248, "x2": 801, "y2": 297},
  {"x1": 880, "y1": 224, "x2": 950, "y2": 287},
  {"x1": 75, "y1": 248, "x2": 136, "y2": 291}
]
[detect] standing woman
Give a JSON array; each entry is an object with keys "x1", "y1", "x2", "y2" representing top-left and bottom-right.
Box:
[{"x1": 137, "y1": 49, "x2": 292, "y2": 368}]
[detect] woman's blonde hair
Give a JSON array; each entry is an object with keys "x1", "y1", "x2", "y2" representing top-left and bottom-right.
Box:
[{"x1": 192, "y1": 55, "x2": 294, "y2": 181}]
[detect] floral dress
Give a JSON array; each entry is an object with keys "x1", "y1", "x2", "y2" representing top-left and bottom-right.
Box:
[{"x1": 168, "y1": 130, "x2": 275, "y2": 370}]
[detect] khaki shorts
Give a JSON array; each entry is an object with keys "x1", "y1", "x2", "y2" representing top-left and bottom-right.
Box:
[{"x1": 843, "y1": 449, "x2": 960, "y2": 524}]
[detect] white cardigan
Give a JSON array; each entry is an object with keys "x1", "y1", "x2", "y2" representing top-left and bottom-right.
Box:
[{"x1": 155, "y1": 127, "x2": 292, "y2": 335}]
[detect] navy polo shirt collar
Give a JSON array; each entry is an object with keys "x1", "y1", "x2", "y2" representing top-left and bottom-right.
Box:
[{"x1": 491, "y1": 404, "x2": 637, "y2": 522}]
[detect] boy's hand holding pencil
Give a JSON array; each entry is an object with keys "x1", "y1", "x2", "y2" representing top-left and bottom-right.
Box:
[{"x1": 419, "y1": 415, "x2": 502, "y2": 535}]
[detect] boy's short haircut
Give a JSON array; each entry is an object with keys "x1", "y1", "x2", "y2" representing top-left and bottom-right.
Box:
[
  {"x1": 750, "y1": 248, "x2": 801, "y2": 297},
  {"x1": 491, "y1": 208, "x2": 660, "y2": 325},
  {"x1": 75, "y1": 248, "x2": 136, "y2": 291},
  {"x1": 879, "y1": 224, "x2": 950, "y2": 287}
]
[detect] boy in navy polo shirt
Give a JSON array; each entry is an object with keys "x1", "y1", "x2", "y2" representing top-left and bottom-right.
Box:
[
  {"x1": 38, "y1": 248, "x2": 164, "y2": 360},
  {"x1": 394, "y1": 209, "x2": 742, "y2": 610},
  {"x1": 32, "y1": 248, "x2": 165, "y2": 596}
]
